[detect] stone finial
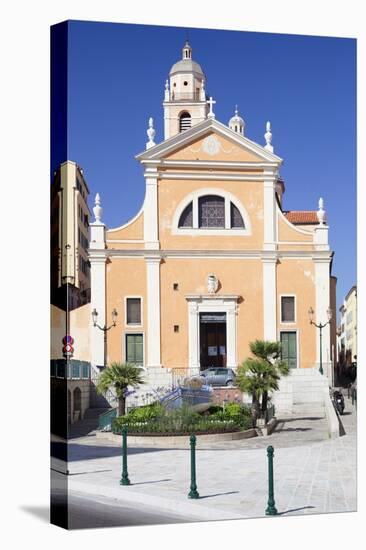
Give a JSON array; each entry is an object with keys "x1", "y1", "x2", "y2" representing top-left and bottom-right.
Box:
[
  {"x1": 146, "y1": 117, "x2": 156, "y2": 149},
  {"x1": 317, "y1": 197, "x2": 326, "y2": 225},
  {"x1": 164, "y1": 79, "x2": 170, "y2": 101},
  {"x1": 264, "y1": 121, "x2": 274, "y2": 152},
  {"x1": 93, "y1": 193, "x2": 103, "y2": 223},
  {"x1": 200, "y1": 79, "x2": 206, "y2": 101}
]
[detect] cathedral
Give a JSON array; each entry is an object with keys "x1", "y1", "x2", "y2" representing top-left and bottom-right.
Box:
[{"x1": 89, "y1": 41, "x2": 337, "y2": 413}]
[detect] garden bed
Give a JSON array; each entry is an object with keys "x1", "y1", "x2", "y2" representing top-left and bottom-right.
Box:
[{"x1": 96, "y1": 428, "x2": 257, "y2": 447}]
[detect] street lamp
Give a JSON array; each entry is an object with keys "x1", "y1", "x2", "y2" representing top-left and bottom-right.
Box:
[
  {"x1": 308, "y1": 306, "x2": 332, "y2": 375},
  {"x1": 92, "y1": 307, "x2": 118, "y2": 368}
]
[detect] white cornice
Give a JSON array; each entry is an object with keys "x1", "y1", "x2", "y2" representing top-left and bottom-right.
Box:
[
  {"x1": 89, "y1": 248, "x2": 333, "y2": 261},
  {"x1": 186, "y1": 294, "x2": 240, "y2": 301},
  {"x1": 154, "y1": 172, "x2": 276, "y2": 182},
  {"x1": 142, "y1": 159, "x2": 278, "y2": 170},
  {"x1": 136, "y1": 118, "x2": 283, "y2": 164}
]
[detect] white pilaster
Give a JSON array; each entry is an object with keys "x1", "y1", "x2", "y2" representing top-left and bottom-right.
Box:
[
  {"x1": 314, "y1": 225, "x2": 330, "y2": 251},
  {"x1": 314, "y1": 259, "x2": 331, "y2": 378},
  {"x1": 226, "y1": 306, "x2": 237, "y2": 368},
  {"x1": 263, "y1": 171, "x2": 277, "y2": 251},
  {"x1": 188, "y1": 301, "x2": 200, "y2": 374},
  {"x1": 89, "y1": 252, "x2": 106, "y2": 367},
  {"x1": 146, "y1": 256, "x2": 162, "y2": 368},
  {"x1": 262, "y1": 258, "x2": 277, "y2": 340},
  {"x1": 143, "y1": 169, "x2": 159, "y2": 250}
]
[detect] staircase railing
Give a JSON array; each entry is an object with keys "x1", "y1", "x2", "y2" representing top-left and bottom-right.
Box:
[
  {"x1": 91, "y1": 364, "x2": 118, "y2": 407},
  {"x1": 98, "y1": 408, "x2": 117, "y2": 431}
]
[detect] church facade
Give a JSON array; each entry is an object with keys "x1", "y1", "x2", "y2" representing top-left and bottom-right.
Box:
[{"x1": 89, "y1": 42, "x2": 336, "y2": 409}]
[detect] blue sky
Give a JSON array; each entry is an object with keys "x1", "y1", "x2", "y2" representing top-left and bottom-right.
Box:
[{"x1": 55, "y1": 20, "x2": 356, "y2": 310}]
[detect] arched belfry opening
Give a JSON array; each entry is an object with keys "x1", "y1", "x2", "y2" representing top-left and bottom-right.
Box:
[{"x1": 179, "y1": 111, "x2": 191, "y2": 132}]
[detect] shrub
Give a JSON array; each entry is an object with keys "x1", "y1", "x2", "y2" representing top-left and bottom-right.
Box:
[
  {"x1": 127, "y1": 402, "x2": 164, "y2": 421},
  {"x1": 112, "y1": 402, "x2": 252, "y2": 434}
]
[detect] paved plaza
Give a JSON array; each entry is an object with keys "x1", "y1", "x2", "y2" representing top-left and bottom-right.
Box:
[{"x1": 64, "y1": 394, "x2": 357, "y2": 526}]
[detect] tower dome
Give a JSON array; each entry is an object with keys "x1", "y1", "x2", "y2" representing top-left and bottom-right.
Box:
[
  {"x1": 229, "y1": 106, "x2": 245, "y2": 135},
  {"x1": 169, "y1": 41, "x2": 205, "y2": 78}
]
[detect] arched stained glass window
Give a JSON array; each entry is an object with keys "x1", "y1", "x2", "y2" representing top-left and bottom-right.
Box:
[
  {"x1": 178, "y1": 201, "x2": 193, "y2": 227},
  {"x1": 199, "y1": 195, "x2": 225, "y2": 228},
  {"x1": 231, "y1": 202, "x2": 245, "y2": 228}
]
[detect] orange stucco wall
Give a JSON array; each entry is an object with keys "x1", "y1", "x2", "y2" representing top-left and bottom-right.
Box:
[
  {"x1": 166, "y1": 132, "x2": 265, "y2": 163},
  {"x1": 160, "y1": 258, "x2": 263, "y2": 369},
  {"x1": 278, "y1": 211, "x2": 314, "y2": 243},
  {"x1": 107, "y1": 210, "x2": 144, "y2": 241},
  {"x1": 276, "y1": 259, "x2": 316, "y2": 368},
  {"x1": 106, "y1": 258, "x2": 147, "y2": 365}
]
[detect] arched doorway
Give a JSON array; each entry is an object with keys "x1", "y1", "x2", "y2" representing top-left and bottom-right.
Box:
[
  {"x1": 67, "y1": 389, "x2": 72, "y2": 424},
  {"x1": 73, "y1": 387, "x2": 82, "y2": 422}
]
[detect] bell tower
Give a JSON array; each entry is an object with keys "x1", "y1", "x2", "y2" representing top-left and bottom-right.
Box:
[{"x1": 163, "y1": 42, "x2": 209, "y2": 139}]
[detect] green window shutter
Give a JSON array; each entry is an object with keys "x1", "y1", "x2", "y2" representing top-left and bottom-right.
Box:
[
  {"x1": 126, "y1": 334, "x2": 143, "y2": 365},
  {"x1": 281, "y1": 332, "x2": 297, "y2": 368}
]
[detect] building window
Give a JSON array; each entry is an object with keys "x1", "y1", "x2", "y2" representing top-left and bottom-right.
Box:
[
  {"x1": 125, "y1": 334, "x2": 143, "y2": 365},
  {"x1": 178, "y1": 202, "x2": 193, "y2": 227},
  {"x1": 280, "y1": 332, "x2": 297, "y2": 368},
  {"x1": 199, "y1": 195, "x2": 225, "y2": 228},
  {"x1": 281, "y1": 296, "x2": 295, "y2": 323},
  {"x1": 126, "y1": 298, "x2": 142, "y2": 325},
  {"x1": 231, "y1": 203, "x2": 245, "y2": 228},
  {"x1": 175, "y1": 192, "x2": 249, "y2": 233},
  {"x1": 179, "y1": 112, "x2": 191, "y2": 132}
]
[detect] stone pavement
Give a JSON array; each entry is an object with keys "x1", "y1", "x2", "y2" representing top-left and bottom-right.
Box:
[{"x1": 66, "y1": 398, "x2": 357, "y2": 523}]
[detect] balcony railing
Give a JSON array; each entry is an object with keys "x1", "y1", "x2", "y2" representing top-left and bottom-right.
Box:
[{"x1": 169, "y1": 91, "x2": 203, "y2": 102}]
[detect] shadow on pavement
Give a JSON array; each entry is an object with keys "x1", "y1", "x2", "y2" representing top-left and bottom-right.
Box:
[
  {"x1": 278, "y1": 505, "x2": 315, "y2": 515},
  {"x1": 130, "y1": 478, "x2": 172, "y2": 486},
  {"x1": 199, "y1": 491, "x2": 239, "y2": 499},
  {"x1": 278, "y1": 417, "x2": 323, "y2": 423},
  {"x1": 20, "y1": 506, "x2": 50, "y2": 523},
  {"x1": 275, "y1": 427, "x2": 312, "y2": 433},
  {"x1": 51, "y1": 441, "x2": 173, "y2": 462}
]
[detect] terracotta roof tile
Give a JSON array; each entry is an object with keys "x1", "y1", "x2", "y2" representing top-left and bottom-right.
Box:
[{"x1": 284, "y1": 211, "x2": 319, "y2": 224}]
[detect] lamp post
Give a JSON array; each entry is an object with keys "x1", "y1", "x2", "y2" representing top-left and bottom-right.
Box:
[
  {"x1": 91, "y1": 307, "x2": 118, "y2": 368},
  {"x1": 308, "y1": 306, "x2": 332, "y2": 376}
]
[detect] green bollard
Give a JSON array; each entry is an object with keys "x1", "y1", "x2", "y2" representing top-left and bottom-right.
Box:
[
  {"x1": 120, "y1": 425, "x2": 131, "y2": 486},
  {"x1": 188, "y1": 434, "x2": 199, "y2": 499},
  {"x1": 265, "y1": 445, "x2": 278, "y2": 516}
]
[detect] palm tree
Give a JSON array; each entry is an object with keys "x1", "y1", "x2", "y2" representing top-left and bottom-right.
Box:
[
  {"x1": 96, "y1": 362, "x2": 145, "y2": 416},
  {"x1": 236, "y1": 340, "x2": 289, "y2": 416}
]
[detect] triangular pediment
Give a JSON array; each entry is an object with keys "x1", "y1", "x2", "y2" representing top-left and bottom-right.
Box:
[{"x1": 136, "y1": 118, "x2": 283, "y2": 165}]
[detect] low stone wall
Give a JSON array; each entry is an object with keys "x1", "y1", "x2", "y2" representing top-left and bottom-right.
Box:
[
  {"x1": 324, "y1": 387, "x2": 340, "y2": 438},
  {"x1": 96, "y1": 428, "x2": 257, "y2": 448}
]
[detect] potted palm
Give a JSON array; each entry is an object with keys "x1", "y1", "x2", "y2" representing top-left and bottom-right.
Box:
[
  {"x1": 236, "y1": 340, "x2": 289, "y2": 425},
  {"x1": 96, "y1": 362, "x2": 145, "y2": 416}
]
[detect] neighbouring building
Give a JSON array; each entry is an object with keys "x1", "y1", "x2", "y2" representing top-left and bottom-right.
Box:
[
  {"x1": 50, "y1": 161, "x2": 92, "y2": 430},
  {"x1": 88, "y1": 42, "x2": 337, "y2": 414},
  {"x1": 337, "y1": 285, "x2": 357, "y2": 368}
]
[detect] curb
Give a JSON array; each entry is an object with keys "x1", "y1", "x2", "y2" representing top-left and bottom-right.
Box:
[
  {"x1": 96, "y1": 428, "x2": 257, "y2": 448},
  {"x1": 68, "y1": 479, "x2": 247, "y2": 522}
]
